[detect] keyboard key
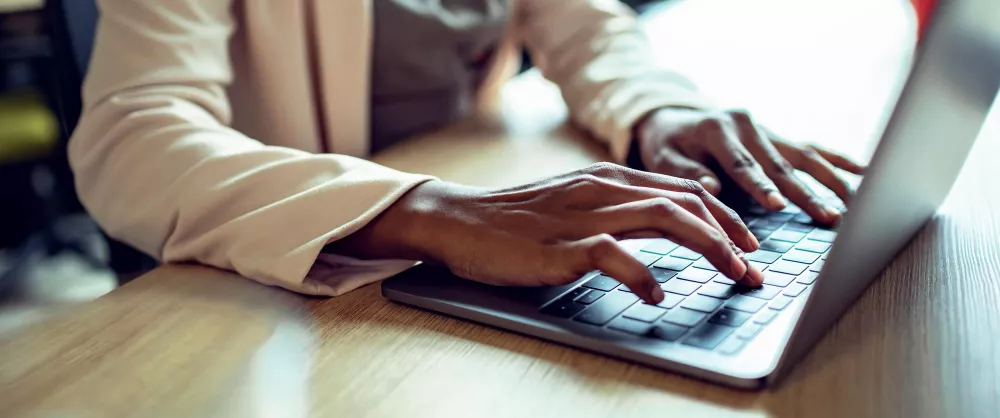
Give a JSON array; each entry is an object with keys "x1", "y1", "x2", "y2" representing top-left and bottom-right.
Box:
[
  {"x1": 653, "y1": 257, "x2": 692, "y2": 271},
  {"x1": 582, "y1": 275, "x2": 619, "y2": 292},
  {"x1": 642, "y1": 239, "x2": 679, "y2": 255},
  {"x1": 663, "y1": 308, "x2": 708, "y2": 327},
  {"x1": 691, "y1": 258, "x2": 719, "y2": 271},
  {"x1": 749, "y1": 261, "x2": 769, "y2": 272},
  {"x1": 540, "y1": 299, "x2": 588, "y2": 318},
  {"x1": 783, "y1": 250, "x2": 821, "y2": 264},
  {"x1": 809, "y1": 260, "x2": 825, "y2": 272},
  {"x1": 769, "y1": 296, "x2": 794, "y2": 310},
  {"x1": 650, "y1": 268, "x2": 679, "y2": 283},
  {"x1": 783, "y1": 283, "x2": 808, "y2": 297},
  {"x1": 623, "y1": 304, "x2": 668, "y2": 322},
  {"x1": 797, "y1": 271, "x2": 820, "y2": 284},
  {"x1": 782, "y1": 222, "x2": 814, "y2": 233},
  {"x1": 708, "y1": 309, "x2": 752, "y2": 327},
  {"x1": 763, "y1": 271, "x2": 796, "y2": 287},
  {"x1": 632, "y1": 251, "x2": 662, "y2": 266},
  {"x1": 747, "y1": 250, "x2": 782, "y2": 264},
  {"x1": 796, "y1": 240, "x2": 831, "y2": 254},
  {"x1": 770, "y1": 230, "x2": 807, "y2": 243},
  {"x1": 759, "y1": 240, "x2": 794, "y2": 253},
  {"x1": 650, "y1": 323, "x2": 689, "y2": 341},
  {"x1": 573, "y1": 292, "x2": 639, "y2": 325},
  {"x1": 714, "y1": 276, "x2": 737, "y2": 285},
  {"x1": 681, "y1": 295, "x2": 725, "y2": 312},
  {"x1": 683, "y1": 323, "x2": 735, "y2": 349},
  {"x1": 750, "y1": 227, "x2": 775, "y2": 241},
  {"x1": 726, "y1": 295, "x2": 768, "y2": 313},
  {"x1": 698, "y1": 282, "x2": 738, "y2": 299},
  {"x1": 753, "y1": 310, "x2": 779, "y2": 324},
  {"x1": 765, "y1": 212, "x2": 795, "y2": 222},
  {"x1": 575, "y1": 289, "x2": 605, "y2": 305},
  {"x1": 661, "y1": 279, "x2": 701, "y2": 296},
  {"x1": 792, "y1": 213, "x2": 812, "y2": 224},
  {"x1": 645, "y1": 292, "x2": 685, "y2": 309},
  {"x1": 670, "y1": 247, "x2": 703, "y2": 260},
  {"x1": 808, "y1": 230, "x2": 837, "y2": 242},
  {"x1": 748, "y1": 205, "x2": 768, "y2": 215},
  {"x1": 740, "y1": 284, "x2": 782, "y2": 300},
  {"x1": 717, "y1": 337, "x2": 748, "y2": 355},
  {"x1": 608, "y1": 317, "x2": 654, "y2": 336},
  {"x1": 753, "y1": 219, "x2": 784, "y2": 230},
  {"x1": 676, "y1": 268, "x2": 717, "y2": 284},
  {"x1": 769, "y1": 260, "x2": 809, "y2": 276},
  {"x1": 559, "y1": 287, "x2": 589, "y2": 302},
  {"x1": 735, "y1": 323, "x2": 763, "y2": 340}
]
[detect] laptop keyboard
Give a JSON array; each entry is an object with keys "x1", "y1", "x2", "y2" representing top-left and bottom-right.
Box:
[{"x1": 538, "y1": 202, "x2": 840, "y2": 355}]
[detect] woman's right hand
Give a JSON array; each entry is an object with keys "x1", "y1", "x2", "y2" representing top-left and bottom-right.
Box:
[{"x1": 331, "y1": 162, "x2": 764, "y2": 305}]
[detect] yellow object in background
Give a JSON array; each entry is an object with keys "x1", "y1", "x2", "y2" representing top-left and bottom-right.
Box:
[{"x1": 0, "y1": 89, "x2": 59, "y2": 164}]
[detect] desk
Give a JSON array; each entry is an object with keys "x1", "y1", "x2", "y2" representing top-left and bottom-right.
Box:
[{"x1": 2, "y1": 0, "x2": 1000, "y2": 417}]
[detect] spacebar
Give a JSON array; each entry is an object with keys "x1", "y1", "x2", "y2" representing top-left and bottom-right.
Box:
[{"x1": 572, "y1": 291, "x2": 639, "y2": 325}]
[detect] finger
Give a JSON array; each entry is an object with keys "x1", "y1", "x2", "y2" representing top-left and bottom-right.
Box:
[
  {"x1": 564, "y1": 234, "x2": 663, "y2": 304},
  {"x1": 557, "y1": 167, "x2": 758, "y2": 251},
  {"x1": 651, "y1": 151, "x2": 722, "y2": 195},
  {"x1": 566, "y1": 183, "x2": 757, "y2": 252},
  {"x1": 696, "y1": 117, "x2": 786, "y2": 212},
  {"x1": 728, "y1": 112, "x2": 841, "y2": 223},
  {"x1": 793, "y1": 147, "x2": 855, "y2": 205},
  {"x1": 808, "y1": 145, "x2": 866, "y2": 174},
  {"x1": 580, "y1": 198, "x2": 761, "y2": 285}
]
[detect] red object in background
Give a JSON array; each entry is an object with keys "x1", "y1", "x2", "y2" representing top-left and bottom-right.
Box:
[{"x1": 910, "y1": 0, "x2": 938, "y2": 39}]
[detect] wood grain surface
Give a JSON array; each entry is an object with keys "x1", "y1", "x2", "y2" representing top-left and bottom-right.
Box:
[{"x1": 2, "y1": 1, "x2": 999, "y2": 417}]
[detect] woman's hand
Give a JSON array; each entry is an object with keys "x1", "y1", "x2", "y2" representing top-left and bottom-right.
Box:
[
  {"x1": 635, "y1": 107, "x2": 866, "y2": 224},
  {"x1": 330, "y1": 163, "x2": 764, "y2": 304}
]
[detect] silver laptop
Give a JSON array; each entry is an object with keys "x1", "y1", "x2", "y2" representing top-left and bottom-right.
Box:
[{"x1": 382, "y1": 0, "x2": 1000, "y2": 388}]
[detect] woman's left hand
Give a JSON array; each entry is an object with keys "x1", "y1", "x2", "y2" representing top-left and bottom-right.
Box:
[{"x1": 634, "y1": 107, "x2": 866, "y2": 224}]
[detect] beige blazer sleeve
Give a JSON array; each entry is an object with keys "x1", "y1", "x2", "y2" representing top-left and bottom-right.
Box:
[
  {"x1": 518, "y1": 0, "x2": 717, "y2": 162},
  {"x1": 69, "y1": 0, "x2": 434, "y2": 296}
]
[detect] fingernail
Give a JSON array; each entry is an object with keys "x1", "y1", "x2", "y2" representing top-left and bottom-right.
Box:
[
  {"x1": 746, "y1": 261, "x2": 765, "y2": 286},
  {"x1": 823, "y1": 205, "x2": 842, "y2": 220},
  {"x1": 698, "y1": 176, "x2": 721, "y2": 194},
  {"x1": 730, "y1": 254, "x2": 747, "y2": 279},
  {"x1": 748, "y1": 234, "x2": 760, "y2": 250},
  {"x1": 766, "y1": 192, "x2": 788, "y2": 209},
  {"x1": 650, "y1": 286, "x2": 665, "y2": 304}
]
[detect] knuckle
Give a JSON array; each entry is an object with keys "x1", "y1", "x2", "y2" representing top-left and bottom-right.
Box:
[
  {"x1": 569, "y1": 174, "x2": 602, "y2": 187},
  {"x1": 727, "y1": 109, "x2": 754, "y2": 125},
  {"x1": 730, "y1": 152, "x2": 759, "y2": 171},
  {"x1": 695, "y1": 117, "x2": 726, "y2": 136},
  {"x1": 586, "y1": 234, "x2": 619, "y2": 261},
  {"x1": 648, "y1": 197, "x2": 679, "y2": 218},
  {"x1": 679, "y1": 178, "x2": 705, "y2": 194},
  {"x1": 800, "y1": 146, "x2": 822, "y2": 161},
  {"x1": 724, "y1": 207, "x2": 744, "y2": 224},
  {"x1": 675, "y1": 193, "x2": 706, "y2": 213},
  {"x1": 584, "y1": 162, "x2": 618, "y2": 177}
]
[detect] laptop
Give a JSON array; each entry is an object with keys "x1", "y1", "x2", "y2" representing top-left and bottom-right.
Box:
[{"x1": 382, "y1": 0, "x2": 1000, "y2": 388}]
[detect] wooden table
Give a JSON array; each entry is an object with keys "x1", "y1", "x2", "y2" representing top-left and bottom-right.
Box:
[{"x1": 3, "y1": 1, "x2": 1000, "y2": 417}]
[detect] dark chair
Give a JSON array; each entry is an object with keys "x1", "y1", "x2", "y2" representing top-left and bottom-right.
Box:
[{"x1": 43, "y1": 0, "x2": 157, "y2": 279}]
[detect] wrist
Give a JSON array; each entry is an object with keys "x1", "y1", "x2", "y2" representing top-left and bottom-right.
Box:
[{"x1": 325, "y1": 180, "x2": 469, "y2": 263}]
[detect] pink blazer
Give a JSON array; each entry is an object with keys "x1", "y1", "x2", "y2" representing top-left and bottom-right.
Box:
[{"x1": 69, "y1": 0, "x2": 714, "y2": 296}]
